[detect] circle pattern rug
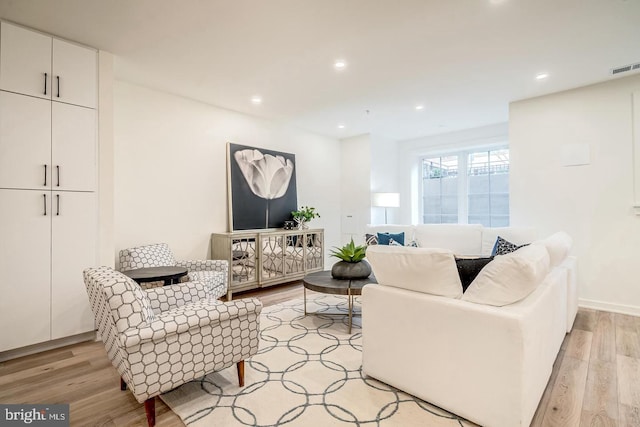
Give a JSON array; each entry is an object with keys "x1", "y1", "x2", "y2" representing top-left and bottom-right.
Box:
[{"x1": 160, "y1": 294, "x2": 477, "y2": 426}]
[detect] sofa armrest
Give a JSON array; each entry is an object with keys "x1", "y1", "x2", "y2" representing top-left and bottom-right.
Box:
[
  {"x1": 120, "y1": 297, "x2": 262, "y2": 348},
  {"x1": 144, "y1": 280, "x2": 209, "y2": 313},
  {"x1": 175, "y1": 259, "x2": 229, "y2": 275}
]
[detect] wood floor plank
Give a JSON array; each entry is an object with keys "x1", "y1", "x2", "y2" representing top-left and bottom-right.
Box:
[
  {"x1": 541, "y1": 356, "x2": 589, "y2": 426},
  {"x1": 619, "y1": 404, "x2": 640, "y2": 426},
  {"x1": 566, "y1": 329, "x2": 593, "y2": 361},
  {"x1": 590, "y1": 311, "x2": 616, "y2": 362},
  {"x1": 614, "y1": 314, "x2": 640, "y2": 358},
  {"x1": 574, "y1": 309, "x2": 597, "y2": 332},
  {"x1": 617, "y1": 355, "x2": 640, "y2": 408},
  {"x1": 579, "y1": 359, "x2": 617, "y2": 426}
]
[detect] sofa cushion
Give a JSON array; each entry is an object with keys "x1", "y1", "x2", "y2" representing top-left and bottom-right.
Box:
[
  {"x1": 455, "y1": 257, "x2": 494, "y2": 292},
  {"x1": 462, "y1": 243, "x2": 550, "y2": 306},
  {"x1": 365, "y1": 225, "x2": 415, "y2": 243},
  {"x1": 414, "y1": 224, "x2": 483, "y2": 256},
  {"x1": 365, "y1": 233, "x2": 378, "y2": 245},
  {"x1": 377, "y1": 232, "x2": 405, "y2": 246},
  {"x1": 366, "y1": 245, "x2": 463, "y2": 298},
  {"x1": 481, "y1": 227, "x2": 538, "y2": 256},
  {"x1": 536, "y1": 232, "x2": 572, "y2": 268},
  {"x1": 492, "y1": 236, "x2": 529, "y2": 256}
]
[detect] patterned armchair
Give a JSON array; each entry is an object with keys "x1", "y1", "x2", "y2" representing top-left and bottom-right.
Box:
[
  {"x1": 83, "y1": 266, "x2": 262, "y2": 426},
  {"x1": 119, "y1": 243, "x2": 229, "y2": 299}
]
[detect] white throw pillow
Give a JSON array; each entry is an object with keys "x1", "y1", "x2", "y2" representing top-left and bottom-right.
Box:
[
  {"x1": 366, "y1": 245, "x2": 463, "y2": 298},
  {"x1": 536, "y1": 232, "x2": 572, "y2": 268},
  {"x1": 462, "y1": 243, "x2": 550, "y2": 306}
]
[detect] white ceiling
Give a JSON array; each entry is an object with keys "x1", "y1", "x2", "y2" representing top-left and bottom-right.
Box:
[{"x1": 1, "y1": 0, "x2": 639, "y2": 141}]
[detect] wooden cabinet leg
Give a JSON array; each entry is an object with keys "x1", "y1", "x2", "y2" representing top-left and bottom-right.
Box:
[
  {"x1": 237, "y1": 360, "x2": 245, "y2": 387},
  {"x1": 120, "y1": 377, "x2": 127, "y2": 391},
  {"x1": 144, "y1": 397, "x2": 155, "y2": 427}
]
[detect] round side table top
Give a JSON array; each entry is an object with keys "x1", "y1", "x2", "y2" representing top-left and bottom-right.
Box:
[
  {"x1": 302, "y1": 270, "x2": 377, "y2": 296},
  {"x1": 121, "y1": 266, "x2": 188, "y2": 283}
]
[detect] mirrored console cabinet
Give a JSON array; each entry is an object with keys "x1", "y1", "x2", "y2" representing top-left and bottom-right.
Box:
[{"x1": 211, "y1": 229, "x2": 324, "y2": 299}]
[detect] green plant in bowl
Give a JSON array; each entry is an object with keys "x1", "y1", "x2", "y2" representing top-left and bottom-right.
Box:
[{"x1": 330, "y1": 239, "x2": 367, "y2": 263}]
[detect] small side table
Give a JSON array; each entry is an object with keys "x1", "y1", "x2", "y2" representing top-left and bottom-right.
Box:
[
  {"x1": 302, "y1": 270, "x2": 376, "y2": 333},
  {"x1": 122, "y1": 266, "x2": 188, "y2": 286}
]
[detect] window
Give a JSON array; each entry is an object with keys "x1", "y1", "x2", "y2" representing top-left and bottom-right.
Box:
[{"x1": 421, "y1": 148, "x2": 509, "y2": 226}]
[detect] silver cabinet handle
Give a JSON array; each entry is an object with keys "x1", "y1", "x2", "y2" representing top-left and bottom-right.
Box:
[
  {"x1": 56, "y1": 194, "x2": 60, "y2": 216},
  {"x1": 56, "y1": 165, "x2": 60, "y2": 187},
  {"x1": 43, "y1": 194, "x2": 47, "y2": 216},
  {"x1": 44, "y1": 164, "x2": 47, "y2": 186}
]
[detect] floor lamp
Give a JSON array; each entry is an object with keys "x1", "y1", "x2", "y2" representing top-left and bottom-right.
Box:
[{"x1": 371, "y1": 192, "x2": 400, "y2": 224}]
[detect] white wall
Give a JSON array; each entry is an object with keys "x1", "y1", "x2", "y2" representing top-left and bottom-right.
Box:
[
  {"x1": 98, "y1": 51, "x2": 115, "y2": 267},
  {"x1": 370, "y1": 134, "x2": 400, "y2": 225},
  {"x1": 397, "y1": 123, "x2": 509, "y2": 224},
  {"x1": 113, "y1": 81, "x2": 341, "y2": 267},
  {"x1": 510, "y1": 73, "x2": 640, "y2": 315},
  {"x1": 340, "y1": 134, "x2": 371, "y2": 244}
]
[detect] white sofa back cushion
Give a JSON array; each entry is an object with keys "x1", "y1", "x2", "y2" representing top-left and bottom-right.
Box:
[
  {"x1": 414, "y1": 224, "x2": 483, "y2": 256},
  {"x1": 536, "y1": 231, "x2": 572, "y2": 268},
  {"x1": 462, "y1": 243, "x2": 551, "y2": 306},
  {"x1": 480, "y1": 227, "x2": 538, "y2": 256},
  {"x1": 367, "y1": 245, "x2": 463, "y2": 298}
]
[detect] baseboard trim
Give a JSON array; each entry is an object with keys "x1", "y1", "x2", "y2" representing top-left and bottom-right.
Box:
[
  {"x1": 579, "y1": 299, "x2": 640, "y2": 316},
  {"x1": 0, "y1": 331, "x2": 97, "y2": 362}
]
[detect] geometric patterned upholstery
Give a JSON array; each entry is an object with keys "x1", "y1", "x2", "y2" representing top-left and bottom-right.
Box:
[
  {"x1": 118, "y1": 243, "x2": 229, "y2": 298},
  {"x1": 83, "y1": 266, "x2": 262, "y2": 406}
]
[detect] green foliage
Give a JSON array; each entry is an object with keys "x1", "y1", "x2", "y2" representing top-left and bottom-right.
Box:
[
  {"x1": 291, "y1": 206, "x2": 320, "y2": 221},
  {"x1": 330, "y1": 238, "x2": 367, "y2": 263}
]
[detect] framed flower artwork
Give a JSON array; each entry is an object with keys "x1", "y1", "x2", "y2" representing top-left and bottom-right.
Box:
[{"x1": 227, "y1": 143, "x2": 298, "y2": 230}]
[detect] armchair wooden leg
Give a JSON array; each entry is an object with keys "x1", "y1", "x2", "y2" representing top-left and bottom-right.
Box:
[
  {"x1": 144, "y1": 397, "x2": 155, "y2": 427},
  {"x1": 120, "y1": 377, "x2": 127, "y2": 391},
  {"x1": 237, "y1": 360, "x2": 245, "y2": 387}
]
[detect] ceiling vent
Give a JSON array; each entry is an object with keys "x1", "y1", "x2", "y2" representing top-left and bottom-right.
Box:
[{"x1": 611, "y1": 62, "x2": 640, "y2": 75}]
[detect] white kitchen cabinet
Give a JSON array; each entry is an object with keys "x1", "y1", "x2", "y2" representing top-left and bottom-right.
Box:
[
  {"x1": 53, "y1": 38, "x2": 97, "y2": 108},
  {"x1": 0, "y1": 189, "x2": 52, "y2": 352},
  {"x1": 0, "y1": 92, "x2": 51, "y2": 189},
  {"x1": 52, "y1": 103, "x2": 96, "y2": 191},
  {"x1": 0, "y1": 21, "x2": 96, "y2": 109},
  {"x1": 0, "y1": 21, "x2": 98, "y2": 353},
  {"x1": 0, "y1": 22, "x2": 51, "y2": 100},
  {"x1": 51, "y1": 191, "x2": 97, "y2": 339}
]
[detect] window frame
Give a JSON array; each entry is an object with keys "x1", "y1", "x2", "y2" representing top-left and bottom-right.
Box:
[{"x1": 419, "y1": 145, "x2": 509, "y2": 226}]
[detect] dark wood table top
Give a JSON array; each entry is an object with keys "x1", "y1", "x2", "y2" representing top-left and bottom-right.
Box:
[
  {"x1": 121, "y1": 266, "x2": 188, "y2": 284},
  {"x1": 302, "y1": 270, "x2": 377, "y2": 296}
]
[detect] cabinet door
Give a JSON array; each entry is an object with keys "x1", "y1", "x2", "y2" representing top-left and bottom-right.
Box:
[
  {"x1": 0, "y1": 22, "x2": 52, "y2": 99},
  {"x1": 51, "y1": 191, "x2": 97, "y2": 339},
  {"x1": 0, "y1": 189, "x2": 51, "y2": 351},
  {"x1": 52, "y1": 39, "x2": 97, "y2": 108},
  {"x1": 0, "y1": 92, "x2": 52, "y2": 190},
  {"x1": 52, "y1": 103, "x2": 96, "y2": 191}
]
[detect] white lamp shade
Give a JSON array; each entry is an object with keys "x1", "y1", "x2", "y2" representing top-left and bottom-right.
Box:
[{"x1": 371, "y1": 192, "x2": 400, "y2": 208}]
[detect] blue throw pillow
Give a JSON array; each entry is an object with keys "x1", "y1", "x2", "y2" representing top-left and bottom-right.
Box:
[{"x1": 377, "y1": 232, "x2": 405, "y2": 246}]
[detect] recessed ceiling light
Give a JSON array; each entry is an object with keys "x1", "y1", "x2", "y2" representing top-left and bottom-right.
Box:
[
  {"x1": 334, "y1": 60, "x2": 347, "y2": 70},
  {"x1": 415, "y1": 105, "x2": 425, "y2": 110},
  {"x1": 535, "y1": 73, "x2": 549, "y2": 80},
  {"x1": 337, "y1": 124, "x2": 345, "y2": 129},
  {"x1": 251, "y1": 96, "x2": 262, "y2": 105}
]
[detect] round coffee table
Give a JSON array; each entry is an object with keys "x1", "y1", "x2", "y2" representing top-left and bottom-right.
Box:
[{"x1": 302, "y1": 270, "x2": 376, "y2": 333}]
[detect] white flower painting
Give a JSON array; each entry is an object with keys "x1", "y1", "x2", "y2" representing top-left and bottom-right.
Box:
[{"x1": 228, "y1": 143, "x2": 298, "y2": 230}]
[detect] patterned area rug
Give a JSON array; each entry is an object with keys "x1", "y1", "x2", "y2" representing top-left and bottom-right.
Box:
[{"x1": 160, "y1": 294, "x2": 474, "y2": 426}]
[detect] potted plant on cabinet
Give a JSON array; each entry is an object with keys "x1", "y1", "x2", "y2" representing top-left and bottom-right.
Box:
[
  {"x1": 329, "y1": 238, "x2": 371, "y2": 279},
  {"x1": 291, "y1": 206, "x2": 320, "y2": 229}
]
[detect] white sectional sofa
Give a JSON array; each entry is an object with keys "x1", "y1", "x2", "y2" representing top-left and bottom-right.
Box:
[{"x1": 361, "y1": 224, "x2": 577, "y2": 427}]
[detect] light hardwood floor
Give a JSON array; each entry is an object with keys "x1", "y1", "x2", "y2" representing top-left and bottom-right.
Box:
[{"x1": 1, "y1": 283, "x2": 639, "y2": 426}]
